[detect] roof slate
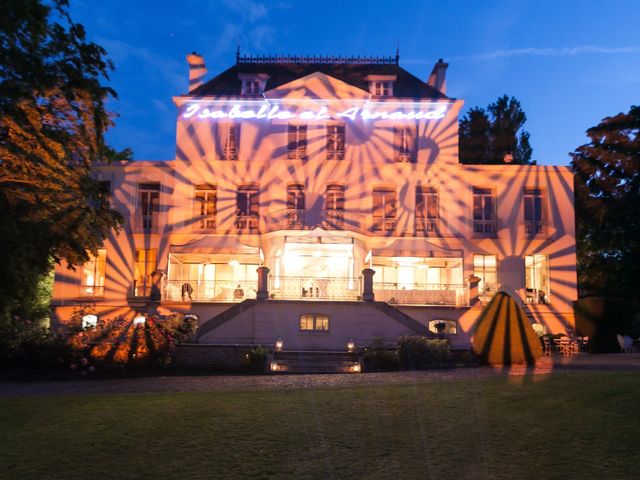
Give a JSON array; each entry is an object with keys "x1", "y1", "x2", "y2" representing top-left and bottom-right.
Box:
[{"x1": 188, "y1": 62, "x2": 449, "y2": 99}]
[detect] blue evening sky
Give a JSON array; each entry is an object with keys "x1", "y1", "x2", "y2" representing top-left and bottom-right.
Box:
[{"x1": 70, "y1": 0, "x2": 640, "y2": 165}]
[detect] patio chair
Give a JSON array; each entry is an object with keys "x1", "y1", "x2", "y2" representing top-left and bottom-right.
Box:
[{"x1": 542, "y1": 336, "x2": 552, "y2": 356}]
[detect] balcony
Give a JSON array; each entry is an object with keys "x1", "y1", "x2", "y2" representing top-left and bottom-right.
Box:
[
  {"x1": 372, "y1": 217, "x2": 396, "y2": 233},
  {"x1": 163, "y1": 280, "x2": 257, "y2": 303},
  {"x1": 269, "y1": 276, "x2": 362, "y2": 301},
  {"x1": 263, "y1": 209, "x2": 366, "y2": 233},
  {"x1": 374, "y1": 283, "x2": 469, "y2": 306}
]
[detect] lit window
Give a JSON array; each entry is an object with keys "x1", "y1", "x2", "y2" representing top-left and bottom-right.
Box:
[
  {"x1": 473, "y1": 254, "x2": 498, "y2": 300},
  {"x1": 82, "y1": 314, "x2": 98, "y2": 329},
  {"x1": 81, "y1": 249, "x2": 106, "y2": 297},
  {"x1": 139, "y1": 183, "x2": 160, "y2": 231},
  {"x1": 428, "y1": 319, "x2": 457, "y2": 335},
  {"x1": 134, "y1": 248, "x2": 156, "y2": 297},
  {"x1": 524, "y1": 187, "x2": 544, "y2": 234},
  {"x1": 287, "y1": 124, "x2": 307, "y2": 159},
  {"x1": 416, "y1": 186, "x2": 439, "y2": 232},
  {"x1": 299, "y1": 314, "x2": 330, "y2": 332},
  {"x1": 394, "y1": 126, "x2": 416, "y2": 162},
  {"x1": 194, "y1": 185, "x2": 216, "y2": 229},
  {"x1": 472, "y1": 187, "x2": 497, "y2": 236},
  {"x1": 326, "y1": 124, "x2": 345, "y2": 160},
  {"x1": 525, "y1": 254, "x2": 550, "y2": 304},
  {"x1": 372, "y1": 188, "x2": 396, "y2": 232},
  {"x1": 236, "y1": 185, "x2": 259, "y2": 231}
]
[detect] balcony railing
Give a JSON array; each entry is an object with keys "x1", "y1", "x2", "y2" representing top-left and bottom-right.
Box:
[
  {"x1": 269, "y1": 276, "x2": 362, "y2": 301},
  {"x1": 372, "y1": 217, "x2": 396, "y2": 233},
  {"x1": 374, "y1": 283, "x2": 468, "y2": 306},
  {"x1": 235, "y1": 215, "x2": 259, "y2": 232},
  {"x1": 163, "y1": 280, "x2": 257, "y2": 302},
  {"x1": 263, "y1": 209, "x2": 366, "y2": 233},
  {"x1": 416, "y1": 217, "x2": 439, "y2": 234},
  {"x1": 473, "y1": 220, "x2": 498, "y2": 237},
  {"x1": 525, "y1": 221, "x2": 544, "y2": 235}
]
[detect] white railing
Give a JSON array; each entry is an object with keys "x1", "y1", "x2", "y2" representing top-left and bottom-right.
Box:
[
  {"x1": 374, "y1": 283, "x2": 468, "y2": 306},
  {"x1": 269, "y1": 276, "x2": 362, "y2": 301},
  {"x1": 164, "y1": 280, "x2": 257, "y2": 303}
]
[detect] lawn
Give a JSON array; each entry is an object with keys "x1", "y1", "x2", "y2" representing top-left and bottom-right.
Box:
[{"x1": 1, "y1": 372, "x2": 639, "y2": 479}]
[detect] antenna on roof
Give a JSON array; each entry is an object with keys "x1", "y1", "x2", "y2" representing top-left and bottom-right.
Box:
[
  {"x1": 236, "y1": 40, "x2": 241, "y2": 64},
  {"x1": 395, "y1": 41, "x2": 400, "y2": 65}
]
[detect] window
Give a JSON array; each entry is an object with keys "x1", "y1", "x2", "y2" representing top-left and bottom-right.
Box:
[
  {"x1": 219, "y1": 124, "x2": 238, "y2": 160},
  {"x1": 286, "y1": 184, "x2": 305, "y2": 228},
  {"x1": 139, "y1": 183, "x2": 160, "y2": 231},
  {"x1": 372, "y1": 81, "x2": 393, "y2": 96},
  {"x1": 286, "y1": 184, "x2": 305, "y2": 210},
  {"x1": 326, "y1": 124, "x2": 345, "y2": 160},
  {"x1": 524, "y1": 187, "x2": 544, "y2": 234},
  {"x1": 525, "y1": 254, "x2": 550, "y2": 304},
  {"x1": 299, "y1": 313, "x2": 330, "y2": 332},
  {"x1": 90, "y1": 180, "x2": 111, "y2": 209},
  {"x1": 325, "y1": 184, "x2": 345, "y2": 229},
  {"x1": 416, "y1": 186, "x2": 439, "y2": 232},
  {"x1": 473, "y1": 254, "x2": 498, "y2": 300},
  {"x1": 394, "y1": 126, "x2": 416, "y2": 162},
  {"x1": 194, "y1": 184, "x2": 216, "y2": 229},
  {"x1": 372, "y1": 188, "x2": 396, "y2": 232},
  {"x1": 81, "y1": 249, "x2": 106, "y2": 296},
  {"x1": 242, "y1": 79, "x2": 260, "y2": 95},
  {"x1": 472, "y1": 187, "x2": 497, "y2": 236},
  {"x1": 134, "y1": 248, "x2": 156, "y2": 297},
  {"x1": 428, "y1": 319, "x2": 457, "y2": 335},
  {"x1": 287, "y1": 124, "x2": 307, "y2": 159},
  {"x1": 236, "y1": 185, "x2": 259, "y2": 231}
]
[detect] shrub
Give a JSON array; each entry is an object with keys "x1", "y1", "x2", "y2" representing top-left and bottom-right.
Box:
[
  {"x1": 573, "y1": 298, "x2": 640, "y2": 353},
  {"x1": 244, "y1": 346, "x2": 268, "y2": 372},
  {"x1": 397, "y1": 336, "x2": 451, "y2": 369},
  {"x1": 472, "y1": 291, "x2": 542, "y2": 365},
  {"x1": 363, "y1": 348, "x2": 399, "y2": 372}
]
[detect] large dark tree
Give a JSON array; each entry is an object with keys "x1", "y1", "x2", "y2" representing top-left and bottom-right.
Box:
[
  {"x1": 459, "y1": 95, "x2": 532, "y2": 164},
  {"x1": 0, "y1": 0, "x2": 125, "y2": 328},
  {"x1": 570, "y1": 105, "x2": 640, "y2": 301}
]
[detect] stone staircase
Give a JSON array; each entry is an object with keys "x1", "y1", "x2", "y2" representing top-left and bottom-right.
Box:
[{"x1": 271, "y1": 350, "x2": 361, "y2": 373}]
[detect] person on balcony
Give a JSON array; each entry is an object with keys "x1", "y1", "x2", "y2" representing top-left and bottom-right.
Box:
[
  {"x1": 234, "y1": 284, "x2": 244, "y2": 299},
  {"x1": 181, "y1": 282, "x2": 193, "y2": 301}
]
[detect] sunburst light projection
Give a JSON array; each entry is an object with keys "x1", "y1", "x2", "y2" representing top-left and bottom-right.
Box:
[{"x1": 51, "y1": 54, "x2": 578, "y2": 355}]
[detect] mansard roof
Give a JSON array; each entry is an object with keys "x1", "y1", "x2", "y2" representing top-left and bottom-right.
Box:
[{"x1": 188, "y1": 56, "x2": 449, "y2": 99}]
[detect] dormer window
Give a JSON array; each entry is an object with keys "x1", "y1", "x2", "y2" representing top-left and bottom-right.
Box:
[
  {"x1": 238, "y1": 73, "x2": 269, "y2": 95},
  {"x1": 366, "y1": 75, "x2": 397, "y2": 97}
]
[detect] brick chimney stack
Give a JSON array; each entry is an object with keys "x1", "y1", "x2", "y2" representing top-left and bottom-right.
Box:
[
  {"x1": 187, "y1": 52, "x2": 207, "y2": 93},
  {"x1": 427, "y1": 58, "x2": 448, "y2": 95}
]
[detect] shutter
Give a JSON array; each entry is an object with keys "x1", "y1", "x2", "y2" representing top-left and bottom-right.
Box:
[
  {"x1": 299, "y1": 125, "x2": 307, "y2": 158},
  {"x1": 287, "y1": 124, "x2": 297, "y2": 159},
  {"x1": 416, "y1": 187, "x2": 425, "y2": 218},
  {"x1": 337, "y1": 124, "x2": 345, "y2": 159},
  {"x1": 409, "y1": 125, "x2": 417, "y2": 162},
  {"x1": 393, "y1": 126, "x2": 401, "y2": 160}
]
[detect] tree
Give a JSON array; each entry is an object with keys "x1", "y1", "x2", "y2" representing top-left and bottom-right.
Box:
[
  {"x1": 570, "y1": 105, "x2": 640, "y2": 301},
  {"x1": 459, "y1": 95, "x2": 532, "y2": 164},
  {"x1": 0, "y1": 1, "x2": 125, "y2": 330}
]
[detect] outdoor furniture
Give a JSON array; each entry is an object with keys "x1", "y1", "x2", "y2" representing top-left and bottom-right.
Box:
[{"x1": 542, "y1": 336, "x2": 552, "y2": 356}]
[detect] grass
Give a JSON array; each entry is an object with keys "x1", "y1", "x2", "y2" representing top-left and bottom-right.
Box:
[{"x1": 1, "y1": 372, "x2": 639, "y2": 479}]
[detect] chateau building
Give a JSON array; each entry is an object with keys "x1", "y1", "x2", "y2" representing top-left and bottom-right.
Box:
[{"x1": 51, "y1": 52, "x2": 578, "y2": 351}]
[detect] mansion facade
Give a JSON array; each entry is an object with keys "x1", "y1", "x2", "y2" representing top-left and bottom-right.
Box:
[{"x1": 51, "y1": 52, "x2": 578, "y2": 351}]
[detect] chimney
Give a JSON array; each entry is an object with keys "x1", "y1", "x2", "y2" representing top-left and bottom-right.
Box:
[
  {"x1": 427, "y1": 58, "x2": 448, "y2": 94},
  {"x1": 186, "y1": 52, "x2": 207, "y2": 93}
]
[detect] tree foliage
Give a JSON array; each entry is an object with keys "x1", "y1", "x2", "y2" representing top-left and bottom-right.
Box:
[
  {"x1": 459, "y1": 95, "x2": 532, "y2": 164},
  {"x1": 0, "y1": 0, "x2": 125, "y2": 329},
  {"x1": 570, "y1": 105, "x2": 640, "y2": 301}
]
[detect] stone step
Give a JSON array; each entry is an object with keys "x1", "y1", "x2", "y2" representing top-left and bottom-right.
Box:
[{"x1": 272, "y1": 350, "x2": 360, "y2": 373}]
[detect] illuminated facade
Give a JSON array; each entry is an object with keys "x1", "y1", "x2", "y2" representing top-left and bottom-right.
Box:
[{"x1": 51, "y1": 53, "x2": 578, "y2": 350}]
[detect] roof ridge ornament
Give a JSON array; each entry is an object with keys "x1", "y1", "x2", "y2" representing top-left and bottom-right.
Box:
[{"x1": 236, "y1": 53, "x2": 398, "y2": 65}]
